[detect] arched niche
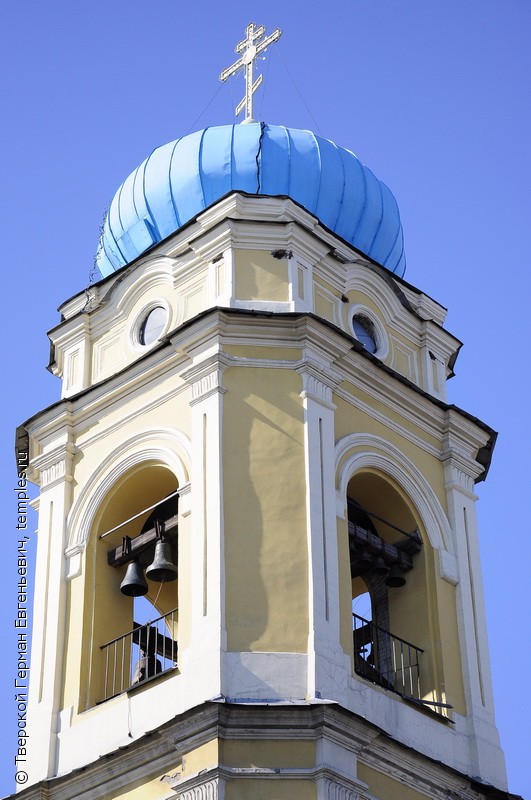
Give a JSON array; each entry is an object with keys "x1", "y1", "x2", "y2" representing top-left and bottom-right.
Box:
[
  {"x1": 347, "y1": 471, "x2": 424, "y2": 642},
  {"x1": 345, "y1": 469, "x2": 446, "y2": 714},
  {"x1": 81, "y1": 462, "x2": 179, "y2": 709}
]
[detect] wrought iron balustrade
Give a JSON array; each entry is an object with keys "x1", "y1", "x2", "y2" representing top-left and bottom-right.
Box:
[
  {"x1": 100, "y1": 608, "x2": 178, "y2": 701},
  {"x1": 353, "y1": 612, "x2": 426, "y2": 708}
]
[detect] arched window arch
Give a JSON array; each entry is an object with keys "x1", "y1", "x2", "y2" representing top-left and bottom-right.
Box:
[
  {"x1": 345, "y1": 471, "x2": 450, "y2": 716},
  {"x1": 80, "y1": 463, "x2": 179, "y2": 708}
]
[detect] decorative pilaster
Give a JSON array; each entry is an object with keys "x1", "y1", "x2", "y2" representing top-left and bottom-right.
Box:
[
  {"x1": 25, "y1": 432, "x2": 76, "y2": 783},
  {"x1": 297, "y1": 358, "x2": 350, "y2": 700},
  {"x1": 441, "y1": 422, "x2": 506, "y2": 788},
  {"x1": 178, "y1": 352, "x2": 228, "y2": 707}
]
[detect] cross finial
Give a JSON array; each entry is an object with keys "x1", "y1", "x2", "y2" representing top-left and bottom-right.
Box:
[{"x1": 219, "y1": 22, "x2": 282, "y2": 124}]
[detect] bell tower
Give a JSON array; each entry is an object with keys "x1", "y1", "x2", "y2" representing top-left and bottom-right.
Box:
[{"x1": 13, "y1": 26, "x2": 518, "y2": 800}]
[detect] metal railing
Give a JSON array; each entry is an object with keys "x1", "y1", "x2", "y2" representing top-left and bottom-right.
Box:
[
  {"x1": 100, "y1": 608, "x2": 178, "y2": 701},
  {"x1": 353, "y1": 612, "x2": 423, "y2": 704}
]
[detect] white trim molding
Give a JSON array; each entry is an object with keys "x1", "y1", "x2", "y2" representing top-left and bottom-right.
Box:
[
  {"x1": 64, "y1": 428, "x2": 192, "y2": 575},
  {"x1": 335, "y1": 432, "x2": 458, "y2": 584}
]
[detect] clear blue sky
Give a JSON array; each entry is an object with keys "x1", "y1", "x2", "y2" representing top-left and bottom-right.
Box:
[{"x1": 1, "y1": 1, "x2": 529, "y2": 796}]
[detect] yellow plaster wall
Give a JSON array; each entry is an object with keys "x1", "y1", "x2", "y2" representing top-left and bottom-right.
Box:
[
  {"x1": 61, "y1": 572, "x2": 87, "y2": 710},
  {"x1": 357, "y1": 764, "x2": 428, "y2": 800},
  {"x1": 225, "y1": 779, "x2": 316, "y2": 800},
  {"x1": 91, "y1": 275, "x2": 179, "y2": 383},
  {"x1": 334, "y1": 392, "x2": 446, "y2": 508},
  {"x1": 312, "y1": 275, "x2": 341, "y2": 325},
  {"x1": 223, "y1": 367, "x2": 308, "y2": 652},
  {"x1": 234, "y1": 249, "x2": 289, "y2": 302},
  {"x1": 393, "y1": 347, "x2": 411, "y2": 377},
  {"x1": 179, "y1": 738, "x2": 315, "y2": 777},
  {"x1": 176, "y1": 507, "x2": 193, "y2": 652},
  {"x1": 104, "y1": 768, "x2": 180, "y2": 800},
  {"x1": 432, "y1": 574, "x2": 466, "y2": 714},
  {"x1": 314, "y1": 274, "x2": 340, "y2": 296},
  {"x1": 340, "y1": 290, "x2": 380, "y2": 329},
  {"x1": 181, "y1": 739, "x2": 219, "y2": 777},
  {"x1": 224, "y1": 346, "x2": 302, "y2": 362},
  {"x1": 69, "y1": 379, "x2": 190, "y2": 502},
  {"x1": 314, "y1": 291, "x2": 335, "y2": 323},
  {"x1": 221, "y1": 740, "x2": 315, "y2": 769}
]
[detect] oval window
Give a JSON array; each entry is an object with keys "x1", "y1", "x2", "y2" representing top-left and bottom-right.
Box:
[
  {"x1": 352, "y1": 314, "x2": 377, "y2": 354},
  {"x1": 138, "y1": 306, "x2": 167, "y2": 346}
]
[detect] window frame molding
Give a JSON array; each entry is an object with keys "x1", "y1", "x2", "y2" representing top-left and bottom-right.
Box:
[{"x1": 348, "y1": 303, "x2": 389, "y2": 360}]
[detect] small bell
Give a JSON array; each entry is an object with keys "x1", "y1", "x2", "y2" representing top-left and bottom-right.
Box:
[
  {"x1": 385, "y1": 564, "x2": 406, "y2": 588},
  {"x1": 120, "y1": 560, "x2": 148, "y2": 597},
  {"x1": 146, "y1": 540, "x2": 178, "y2": 583},
  {"x1": 372, "y1": 556, "x2": 388, "y2": 576}
]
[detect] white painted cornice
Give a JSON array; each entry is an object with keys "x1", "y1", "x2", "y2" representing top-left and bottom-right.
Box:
[
  {"x1": 339, "y1": 350, "x2": 448, "y2": 442},
  {"x1": 287, "y1": 219, "x2": 333, "y2": 267},
  {"x1": 441, "y1": 446, "x2": 485, "y2": 497},
  {"x1": 420, "y1": 318, "x2": 461, "y2": 357},
  {"x1": 187, "y1": 226, "x2": 232, "y2": 265},
  {"x1": 400, "y1": 284, "x2": 448, "y2": 326},
  {"x1": 344, "y1": 266, "x2": 422, "y2": 342},
  {"x1": 12, "y1": 702, "x2": 509, "y2": 799},
  {"x1": 58, "y1": 285, "x2": 102, "y2": 320},
  {"x1": 180, "y1": 352, "x2": 229, "y2": 406},
  {"x1": 27, "y1": 308, "x2": 493, "y2": 488},
  {"x1": 47, "y1": 195, "x2": 463, "y2": 414},
  {"x1": 170, "y1": 767, "x2": 372, "y2": 800},
  {"x1": 359, "y1": 734, "x2": 482, "y2": 800},
  {"x1": 442, "y1": 409, "x2": 494, "y2": 489},
  {"x1": 113, "y1": 259, "x2": 175, "y2": 315},
  {"x1": 67, "y1": 348, "x2": 188, "y2": 431},
  {"x1": 24, "y1": 405, "x2": 76, "y2": 485},
  {"x1": 31, "y1": 439, "x2": 76, "y2": 490},
  {"x1": 298, "y1": 358, "x2": 342, "y2": 410}
]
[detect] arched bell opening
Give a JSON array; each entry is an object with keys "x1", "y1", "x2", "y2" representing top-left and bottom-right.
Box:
[
  {"x1": 351, "y1": 584, "x2": 372, "y2": 622},
  {"x1": 82, "y1": 463, "x2": 179, "y2": 708},
  {"x1": 346, "y1": 470, "x2": 446, "y2": 714}
]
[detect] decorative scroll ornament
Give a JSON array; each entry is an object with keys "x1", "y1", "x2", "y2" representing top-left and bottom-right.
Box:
[
  {"x1": 324, "y1": 778, "x2": 364, "y2": 800},
  {"x1": 219, "y1": 22, "x2": 282, "y2": 123},
  {"x1": 173, "y1": 778, "x2": 219, "y2": 800}
]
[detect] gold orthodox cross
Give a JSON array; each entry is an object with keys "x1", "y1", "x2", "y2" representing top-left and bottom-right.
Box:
[{"x1": 219, "y1": 23, "x2": 282, "y2": 124}]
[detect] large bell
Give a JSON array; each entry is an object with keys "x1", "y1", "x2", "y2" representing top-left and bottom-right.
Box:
[
  {"x1": 146, "y1": 540, "x2": 178, "y2": 583},
  {"x1": 351, "y1": 549, "x2": 373, "y2": 575},
  {"x1": 120, "y1": 559, "x2": 148, "y2": 597},
  {"x1": 385, "y1": 564, "x2": 406, "y2": 588}
]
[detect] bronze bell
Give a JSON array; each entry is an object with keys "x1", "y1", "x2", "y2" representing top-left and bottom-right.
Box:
[
  {"x1": 120, "y1": 559, "x2": 148, "y2": 597},
  {"x1": 352, "y1": 550, "x2": 373, "y2": 574},
  {"x1": 372, "y1": 556, "x2": 388, "y2": 576},
  {"x1": 146, "y1": 540, "x2": 178, "y2": 583},
  {"x1": 385, "y1": 564, "x2": 406, "y2": 588}
]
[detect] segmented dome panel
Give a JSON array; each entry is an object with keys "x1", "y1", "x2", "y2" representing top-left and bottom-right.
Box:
[{"x1": 96, "y1": 123, "x2": 405, "y2": 278}]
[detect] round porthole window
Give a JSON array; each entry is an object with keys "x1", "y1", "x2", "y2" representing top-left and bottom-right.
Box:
[
  {"x1": 352, "y1": 314, "x2": 378, "y2": 354},
  {"x1": 138, "y1": 306, "x2": 167, "y2": 346}
]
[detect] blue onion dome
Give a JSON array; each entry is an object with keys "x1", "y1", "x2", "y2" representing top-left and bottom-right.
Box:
[{"x1": 96, "y1": 123, "x2": 406, "y2": 278}]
